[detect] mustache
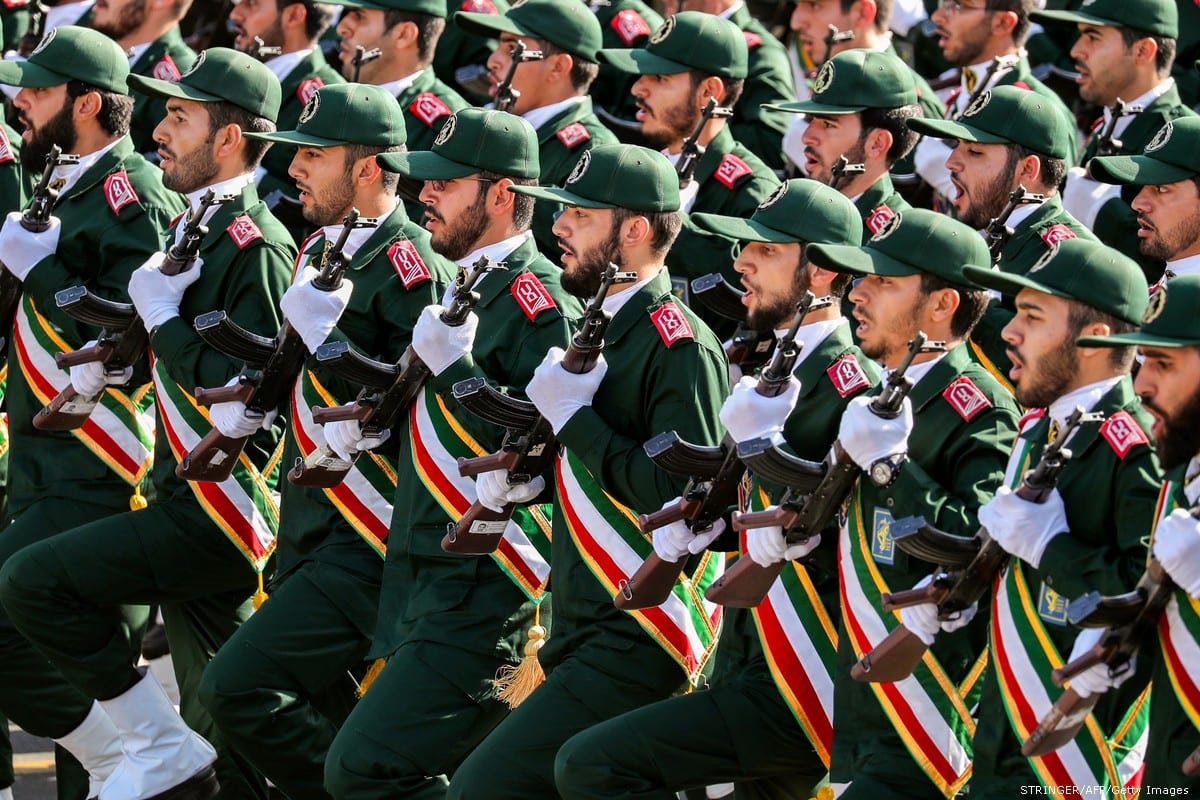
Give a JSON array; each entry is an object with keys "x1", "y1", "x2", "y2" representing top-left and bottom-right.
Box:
[{"x1": 423, "y1": 205, "x2": 445, "y2": 224}]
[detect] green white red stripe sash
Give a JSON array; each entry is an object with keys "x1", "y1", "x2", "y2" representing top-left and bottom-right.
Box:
[
  {"x1": 13, "y1": 295, "x2": 153, "y2": 485},
  {"x1": 150, "y1": 354, "x2": 280, "y2": 570},
  {"x1": 408, "y1": 385, "x2": 551, "y2": 600},
  {"x1": 0, "y1": 365, "x2": 9, "y2": 462},
  {"x1": 1154, "y1": 481, "x2": 1200, "y2": 735},
  {"x1": 554, "y1": 448, "x2": 722, "y2": 683}
]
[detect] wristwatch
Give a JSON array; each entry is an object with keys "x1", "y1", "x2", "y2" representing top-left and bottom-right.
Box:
[{"x1": 868, "y1": 453, "x2": 906, "y2": 488}]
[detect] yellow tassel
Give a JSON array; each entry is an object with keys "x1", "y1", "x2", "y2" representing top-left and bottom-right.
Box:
[
  {"x1": 129, "y1": 487, "x2": 148, "y2": 511},
  {"x1": 356, "y1": 658, "x2": 386, "y2": 698},
  {"x1": 810, "y1": 785, "x2": 834, "y2": 800},
  {"x1": 251, "y1": 572, "x2": 269, "y2": 610},
  {"x1": 494, "y1": 614, "x2": 546, "y2": 709}
]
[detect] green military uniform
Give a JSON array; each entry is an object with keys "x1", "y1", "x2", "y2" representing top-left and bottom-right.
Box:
[
  {"x1": 396, "y1": 67, "x2": 469, "y2": 156},
  {"x1": 434, "y1": 0, "x2": 509, "y2": 105},
  {"x1": 725, "y1": 4, "x2": 794, "y2": 171},
  {"x1": 589, "y1": 0, "x2": 661, "y2": 142},
  {"x1": 127, "y1": 26, "x2": 197, "y2": 155}
]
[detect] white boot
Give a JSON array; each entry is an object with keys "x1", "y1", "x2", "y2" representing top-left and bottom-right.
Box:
[
  {"x1": 52, "y1": 701, "x2": 124, "y2": 798},
  {"x1": 98, "y1": 671, "x2": 218, "y2": 800}
]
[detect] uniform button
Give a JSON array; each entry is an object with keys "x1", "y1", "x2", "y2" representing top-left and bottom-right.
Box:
[{"x1": 886, "y1": 497, "x2": 894, "y2": 507}]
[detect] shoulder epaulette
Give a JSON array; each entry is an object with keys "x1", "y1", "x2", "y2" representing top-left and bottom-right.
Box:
[
  {"x1": 650, "y1": 302, "x2": 694, "y2": 347},
  {"x1": 1011, "y1": 80, "x2": 1030, "y2": 91},
  {"x1": 1100, "y1": 411, "x2": 1149, "y2": 458},
  {"x1": 227, "y1": 215, "x2": 263, "y2": 249},
  {"x1": 556, "y1": 122, "x2": 591, "y2": 150},
  {"x1": 865, "y1": 204, "x2": 897, "y2": 236},
  {"x1": 511, "y1": 272, "x2": 557, "y2": 321},
  {"x1": 826, "y1": 353, "x2": 871, "y2": 397},
  {"x1": 460, "y1": 0, "x2": 498, "y2": 11},
  {"x1": 388, "y1": 240, "x2": 432, "y2": 289},
  {"x1": 0, "y1": 126, "x2": 16, "y2": 165},
  {"x1": 1040, "y1": 223, "x2": 1076, "y2": 248},
  {"x1": 152, "y1": 54, "x2": 181, "y2": 82},
  {"x1": 713, "y1": 153, "x2": 752, "y2": 189},
  {"x1": 942, "y1": 375, "x2": 991, "y2": 421},
  {"x1": 409, "y1": 93, "x2": 452, "y2": 127},
  {"x1": 296, "y1": 77, "x2": 323, "y2": 105},
  {"x1": 611, "y1": 9, "x2": 651, "y2": 45},
  {"x1": 1017, "y1": 407, "x2": 1047, "y2": 435},
  {"x1": 104, "y1": 172, "x2": 140, "y2": 215},
  {"x1": 743, "y1": 31, "x2": 762, "y2": 48}
]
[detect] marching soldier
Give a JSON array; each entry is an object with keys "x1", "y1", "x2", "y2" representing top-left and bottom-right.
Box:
[
  {"x1": 0, "y1": 47, "x2": 295, "y2": 800},
  {"x1": 0, "y1": 25, "x2": 184, "y2": 800},
  {"x1": 554, "y1": 178, "x2": 880, "y2": 800},
  {"x1": 319, "y1": 107, "x2": 581, "y2": 797},
  {"x1": 588, "y1": 0, "x2": 662, "y2": 141},
  {"x1": 431, "y1": 0, "x2": 508, "y2": 105},
  {"x1": 807, "y1": 208, "x2": 1020, "y2": 799},
  {"x1": 453, "y1": 0, "x2": 618, "y2": 259},
  {"x1": 198, "y1": 82, "x2": 457, "y2": 800},
  {"x1": 446, "y1": 143, "x2": 728, "y2": 799}
]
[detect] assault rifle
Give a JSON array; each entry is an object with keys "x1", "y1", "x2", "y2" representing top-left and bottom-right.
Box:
[
  {"x1": 35, "y1": 190, "x2": 235, "y2": 430},
  {"x1": 444, "y1": 262, "x2": 636, "y2": 554},
  {"x1": 494, "y1": 39, "x2": 543, "y2": 113},
  {"x1": 250, "y1": 36, "x2": 282, "y2": 59},
  {"x1": 821, "y1": 24, "x2": 854, "y2": 66},
  {"x1": 1088, "y1": 99, "x2": 1144, "y2": 164},
  {"x1": 178, "y1": 209, "x2": 369, "y2": 482},
  {"x1": 851, "y1": 407, "x2": 1100, "y2": 684},
  {"x1": 677, "y1": 98, "x2": 734, "y2": 184},
  {"x1": 706, "y1": 333, "x2": 944, "y2": 608},
  {"x1": 954, "y1": 54, "x2": 1019, "y2": 121},
  {"x1": 984, "y1": 184, "x2": 1046, "y2": 264},
  {"x1": 288, "y1": 255, "x2": 505, "y2": 487},
  {"x1": 614, "y1": 293, "x2": 833, "y2": 610},
  {"x1": 350, "y1": 45, "x2": 381, "y2": 83},
  {"x1": 830, "y1": 155, "x2": 866, "y2": 191},
  {"x1": 18, "y1": 1, "x2": 49, "y2": 56},
  {"x1": 690, "y1": 273, "x2": 775, "y2": 375}
]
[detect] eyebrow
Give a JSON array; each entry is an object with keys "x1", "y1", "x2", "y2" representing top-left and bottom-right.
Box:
[{"x1": 1015, "y1": 298, "x2": 1047, "y2": 313}]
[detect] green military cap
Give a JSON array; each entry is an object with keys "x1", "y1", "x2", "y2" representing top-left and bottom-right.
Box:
[
  {"x1": 246, "y1": 83, "x2": 406, "y2": 147},
  {"x1": 692, "y1": 178, "x2": 862, "y2": 247},
  {"x1": 128, "y1": 47, "x2": 282, "y2": 122},
  {"x1": 510, "y1": 143, "x2": 679, "y2": 212},
  {"x1": 907, "y1": 85, "x2": 1072, "y2": 161},
  {"x1": 456, "y1": 0, "x2": 602, "y2": 61},
  {"x1": 1033, "y1": 0, "x2": 1177, "y2": 39},
  {"x1": 808, "y1": 207, "x2": 987, "y2": 287},
  {"x1": 963, "y1": 238, "x2": 1149, "y2": 325},
  {"x1": 598, "y1": 11, "x2": 747, "y2": 80},
  {"x1": 1078, "y1": 275, "x2": 1200, "y2": 348},
  {"x1": 1088, "y1": 117, "x2": 1200, "y2": 186},
  {"x1": 762, "y1": 50, "x2": 916, "y2": 116},
  {"x1": 378, "y1": 107, "x2": 537, "y2": 179},
  {"x1": 0, "y1": 26, "x2": 129, "y2": 94},
  {"x1": 324, "y1": 0, "x2": 446, "y2": 15}
]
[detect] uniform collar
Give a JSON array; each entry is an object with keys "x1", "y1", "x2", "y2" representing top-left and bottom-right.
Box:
[
  {"x1": 522, "y1": 95, "x2": 586, "y2": 132},
  {"x1": 718, "y1": 1, "x2": 744, "y2": 20},
  {"x1": 1165, "y1": 252, "x2": 1200, "y2": 279},
  {"x1": 1046, "y1": 375, "x2": 1122, "y2": 434},
  {"x1": 1106, "y1": 78, "x2": 1176, "y2": 139},
  {"x1": 781, "y1": 317, "x2": 846, "y2": 369},
  {"x1": 318, "y1": 213, "x2": 383, "y2": 263},
  {"x1": 446, "y1": 231, "x2": 533, "y2": 302},
  {"x1": 378, "y1": 68, "x2": 428, "y2": 98},
  {"x1": 882, "y1": 350, "x2": 946, "y2": 388},
  {"x1": 127, "y1": 41, "x2": 153, "y2": 65},
  {"x1": 175, "y1": 173, "x2": 257, "y2": 244},
  {"x1": 46, "y1": 0, "x2": 93, "y2": 29},
  {"x1": 53, "y1": 137, "x2": 123, "y2": 195},
  {"x1": 264, "y1": 49, "x2": 315, "y2": 83},
  {"x1": 602, "y1": 268, "x2": 661, "y2": 317}
]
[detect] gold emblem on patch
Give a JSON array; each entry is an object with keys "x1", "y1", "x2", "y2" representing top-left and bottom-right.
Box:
[
  {"x1": 813, "y1": 61, "x2": 834, "y2": 96},
  {"x1": 434, "y1": 114, "x2": 456, "y2": 147},
  {"x1": 1144, "y1": 283, "x2": 1168, "y2": 323},
  {"x1": 650, "y1": 16, "x2": 675, "y2": 45},
  {"x1": 963, "y1": 89, "x2": 991, "y2": 118}
]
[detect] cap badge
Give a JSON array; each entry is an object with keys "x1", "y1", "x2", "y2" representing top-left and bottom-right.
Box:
[
  {"x1": 1143, "y1": 283, "x2": 1167, "y2": 323},
  {"x1": 869, "y1": 210, "x2": 902, "y2": 243},
  {"x1": 650, "y1": 16, "x2": 675, "y2": 45},
  {"x1": 813, "y1": 61, "x2": 834, "y2": 95},
  {"x1": 566, "y1": 149, "x2": 591, "y2": 184},
  {"x1": 1145, "y1": 121, "x2": 1172, "y2": 153},
  {"x1": 298, "y1": 91, "x2": 320, "y2": 125},
  {"x1": 963, "y1": 89, "x2": 991, "y2": 118},
  {"x1": 434, "y1": 114, "x2": 457, "y2": 147},
  {"x1": 31, "y1": 28, "x2": 55, "y2": 56},
  {"x1": 1029, "y1": 243, "x2": 1057, "y2": 273},
  {"x1": 181, "y1": 49, "x2": 206, "y2": 79},
  {"x1": 759, "y1": 181, "x2": 788, "y2": 209}
]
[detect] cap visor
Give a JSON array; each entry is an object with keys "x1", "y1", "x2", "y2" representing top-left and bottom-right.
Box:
[
  {"x1": 807, "y1": 242, "x2": 919, "y2": 276},
  {"x1": 691, "y1": 212, "x2": 791, "y2": 243},
  {"x1": 1088, "y1": 154, "x2": 1196, "y2": 186},
  {"x1": 1032, "y1": 9, "x2": 1116, "y2": 27},
  {"x1": 762, "y1": 100, "x2": 861, "y2": 116},
  {"x1": 0, "y1": 60, "x2": 66, "y2": 88},
  {"x1": 376, "y1": 150, "x2": 477, "y2": 180},
  {"x1": 597, "y1": 48, "x2": 688, "y2": 76},
  {"x1": 127, "y1": 74, "x2": 224, "y2": 103},
  {"x1": 908, "y1": 116, "x2": 1007, "y2": 144},
  {"x1": 455, "y1": 11, "x2": 528, "y2": 40},
  {"x1": 322, "y1": 0, "x2": 397, "y2": 9},
  {"x1": 1077, "y1": 332, "x2": 1200, "y2": 348},
  {"x1": 245, "y1": 130, "x2": 349, "y2": 147},
  {"x1": 508, "y1": 184, "x2": 613, "y2": 209},
  {"x1": 961, "y1": 264, "x2": 1067, "y2": 299}
]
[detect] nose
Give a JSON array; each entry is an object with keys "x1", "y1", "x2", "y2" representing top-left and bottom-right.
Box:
[{"x1": 1131, "y1": 185, "x2": 1153, "y2": 214}]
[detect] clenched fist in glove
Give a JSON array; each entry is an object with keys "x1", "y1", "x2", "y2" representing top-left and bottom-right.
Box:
[
  {"x1": 128, "y1": 251, "x2": 204, "y2": 331},
  {"x1": 206, "y1": 378, "x2": 276, "y2": 438},
  {"x1": 1064, "y1": 627, "x2": 1133, "y2": 698},
  {"x1": 410, "y1": 304, "x2": 478, "y2": 376},
  {"x1": 651, "y1": 499, "x2": 725, "y2": 562},
  {"x1": 69, "y1": 345, "x2": 132, "y2": 398},
  {"x1": 475, "y1": 469, "x2": 545, "y2": 513},
  {"x1": 836, "y1": 394, "x2": 912, "y2": 468},
  {"x1": 0, "y1": 212, "x2": 60, "y2": 280},
  {"x1": 745, "y1": 525, "x2": 820, "y2": 567},
  {"x1": 719, "y1": 375, "x2": 800, "y2": 444},
  {"x1": 1152, "y1": 508, "x2": 1200, "y2": 596},
  {"x1": 525, "y1": 347, "x2": 608, "y2": 434},
  {"x1": 279, "y1": 266, "x2": 354, "y2": 352},
  {"x1": 322, "y1": 418, "x2": 390, "y2": 461},
  {"x1": 897, "y1": 574, "x2": 977, "y2": 646},
  {"x1": 979, "y1": 485, "x2": 1067, "y2": 569}
]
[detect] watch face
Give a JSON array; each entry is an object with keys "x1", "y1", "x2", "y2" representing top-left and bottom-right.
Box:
[{"x1": 871, "y1": 461, "x2": 892, "y2": 484}]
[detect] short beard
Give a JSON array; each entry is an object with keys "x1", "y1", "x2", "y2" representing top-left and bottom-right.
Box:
[
  {"x1": 944, "y1": 18, "x2": 990, "y2": 66},
  {"x1": 746, "y1": 253, "x2": 812, "y2": 331},
  {"x1": 859, "y1": 293, "x2": 925, "y2": 364},
  {"x1": 22, "y1": 98, "x2": 76, "y2": 171},
  {"x1": 244, "y1": 20, "x2": 286, "y2": 59},
  {"x1": 93, "y1": 0, "x2": 147, "y2": 40},
  {"x1": 1012, "y1": 333, "x2": 1079, "y2": 409},
  {"x1": 1152, "y1": 383, "x2": 1200, "y2": 471},
  {"x1": 303, "y1": 172, "x2": 357, "y2": 227},
  {"x1": 829, "y1": 138, "x2": 868, "y2": 189},
  {"x1": 641, "y1": 87, "x2": 701, "y2": 150},
  {"x1": 561, "y1": 220, "x2": 623, "y2": 299},
  {"x1": 160, "y1": 140, "x2": 220, "y2": 194},
  {"x1": 1141, "y1": 208, "x2": 1200, "y2": 262},
  {"x1": 957, "y1": 150, "x2": 1020, "y2": 230},
  {"x1": 427, "y1": 187, "x2": 490, "y2": 261}
]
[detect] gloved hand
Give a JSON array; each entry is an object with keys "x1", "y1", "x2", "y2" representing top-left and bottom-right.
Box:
[
  {"x1": 679, "y1": 179, "x2": 700, "y2": 213},
  {"x1": 322, "y1": 418, "x2": 390, "y2": 461},
  {"x1": 719, "y1": 375, "x2": 800, "y2": 444},
  {"x1": 206, "y1": 378, "x2": 276, "y2": 438},
  {"x1": 1065, "y1": 627, "x2": 1134, "y2": 698},
  {"x1": 410, "y1": 304, "x2": 478, "y2": 376},
  {"x1": 897, "y1": 575, "x2": 978, "y2": 646},
  {"x1": 746, "y1": 525, "x2": 820, "y2": 567},
  {"x1": 979, "y1": 485, "x2": 1067, "y2": 568},
  {"x1": 650, "y1": 499, "x2": 725, "y2": 562},
  {"x1": 475, "y1": 469, "x2": 545, "y2": 513},
  {"x1": 128, "y1": 251, "x2": 204, "y2": 331},
  {"x1": 525, "y1": 347, "x2": 608, "y2": 434},
  {"x1": 0, "y1": 212, "x2": 60, "y2": 281},
  {"x1": 837, "y1": 394, "x2": 912, "y2": 468},
  {"x1": 69, "y1": 344, "x2": 132, "y2": 397},
  {"x1": 279, "y1": 266, "x2": 354, "y2": 352},
  {"x1": 1152, "y1": 508, "x2": 1200, "y2": 596}
]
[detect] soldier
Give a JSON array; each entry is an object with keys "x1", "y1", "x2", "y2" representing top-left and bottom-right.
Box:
[
  {"x1": 598, "y1": 11, "x2": 779, "y2": 332},
  {"x1": 588, "y1": 0, "x2": 662, "y2": 142},
  {"x1": 431, "y1": 0, "x2": 508, "y2": 105},
  {"x1": 227, "y1": 0, "x2": 344, "y2": 242},
  {"x1": 197, "y1": 82, "x2": 458, "y2": 800},
  {"x1": 318, "y1": 107, "x2": 581, "y2": 797},
  {"x1": 89, "y1": 0, "x2": 198, "y2": 155},
  {"x1": 554, "y1": 178, "x2": 881, "y2": 800},
  {"x1": 453, "y1": 0, "x2": 617, "y2": 258},
  {"x1": 0, "y1": 25, "x2": 183, "y2": 800},
  {"x1": 0, "y1": 47, "x2": 295, "y2": 800},
  {"x1": 1089, "y1": 116, "x2": 1200, "y2": 281},
  {"x1": 807, "y1": 208, "x2": 1020, "y2": 799},
  {"x1": 445, "y1": 144, "x2": 728, "y2": 799}
]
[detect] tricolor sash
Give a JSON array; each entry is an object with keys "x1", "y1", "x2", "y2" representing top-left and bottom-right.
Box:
[
  {"x1": 13, "y1": 295, "x2": 153, "y2": 485},
  {"x1": 555, "y1": 448, "x2": 722, "y2": 683},
  {"x1": 151, "y1": 354, "x2": 280, "y2": 570},
  {"x1": 1154, "y1": 481, "x2": 1200, "y2": 737},
  {"x1": 291, "y1": 370, "x2": 395, "y2": 557},
  {"x1": 0, "y1": 364, "x2": 9, "y2": 462},
  {"x1": 408, "y1": 385, "x2": 551, "y2": 601}
]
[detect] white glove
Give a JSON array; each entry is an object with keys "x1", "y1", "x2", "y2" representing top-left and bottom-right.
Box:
[
  {"x1": 1063, "y1": 165, "x2": 1121, "y2": 229},
  {"x1": 475, "y1": 469, "x2": 546, "y2": 513},
  {"x1": 719, "y1": 375, "x2": 800, "y2": 444},
  {"x1": 1065, "y1": 627, "x2": 1134, "y2": 699},
  {"x1": 321, "y1": 418, "x2": 390, "y2": 461},
  {"x1": 897, "y1": 574, "x2": 978, "y2": 646},
  {"x1": 206, "y1": 378, "x2": 277, "y2": 437},
  {"x1": 525, "y1": 347, "x2": 608, "y2": 434},
  {"x1": 410, "y1": 304, "x2": 478, "y2": 377},
  {"x1": 679, "y1": 179, "x2": 700, "y2": 213},
  {"x1": 69, "y1": 342, "x2": 132, "y2": 397},
  {"x1": 128, "y1": 251, "x2": 204, "y2": 331},
  {"x1": 0, "y1": 212, "x2": 60, "y2": 280},
  {"x1": 837, "y1": 394, "x2": 913, "y2": 468},
  {"x1": 650, "y1": 499, "x2": 726, "y2": 562},
  {"x1": 1152, "y1": 509, "x2": 1200, "y2": 596},
  {"x1": 746, "y1": 525, "x2": 820, "y2": 567},
  {"x1": 279, "y1": 266, "x2": 354, "y2": 352},
  {"x1": 978, "y1": 485, "x2": 1067, "y2": 568}
]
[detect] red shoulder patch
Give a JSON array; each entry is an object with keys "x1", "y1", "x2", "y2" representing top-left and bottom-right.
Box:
[
  {"x1": 713, "y1": 154, "x2": 752, "y2": 189},
  {"x1": 227, "y1": 215, "x2": 263, "y2": 249},
  {"x1": 743, "y1": 31, "x2": 763, "y2": 48},
  {"x1": 461, "y1": 0, "x2": 498, "y2": 11},
  {"x1": 510, "y1": 273, "x2": 557, "y2": 321},
  {"x1": 865, "y1": 204, "x2": 897, "y2": 236},
  {"x1": 104, "y1": 172, "x2": 139, "y2": 214},
  {"x1": 1011, "y1": 80, "x2": 1030, "y2": 91},
  {"x1": 1017, "y1": 407, "x2": 1047, "y2": 435},
  {"x1": 388, "y1": 240, "x2": 432, "y2": 289},
  {"x1": 1040, "y1": 223, "x2": 1077, "y2": 247},
  {"x1": 0, "y1": 126, "x2": 15, "y2": 165},
  {"x1": 556, "y1": 122, "x2": 591, "y2": 150},
  {"x1": 0, "y1": 0, "x2": 30, "y2": 8},
  {"x1": 152, "y1": 54, "x2": 181, "y2": 82},
  {"x1": 826, "y1": 353, "x2": 871, "y2": 397},
  {"x1": 942, "y1": 376, "x2": 991, "y2": 421},
  {"x1": 409, "y1": 93, "x2": 452, "y2": 127},
  {"x1": 611, "y1": 9, "x2": 652, "y2": 45},
  {"x1": 650, "y1": 302, "x2": 694, "y2": 347},
  {"x1": 296, "y1": 78, "x2": 324, "y2": 105},
  {"x1": 1100, "y1": 411, "x2": 1149, "y2": 458}
]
